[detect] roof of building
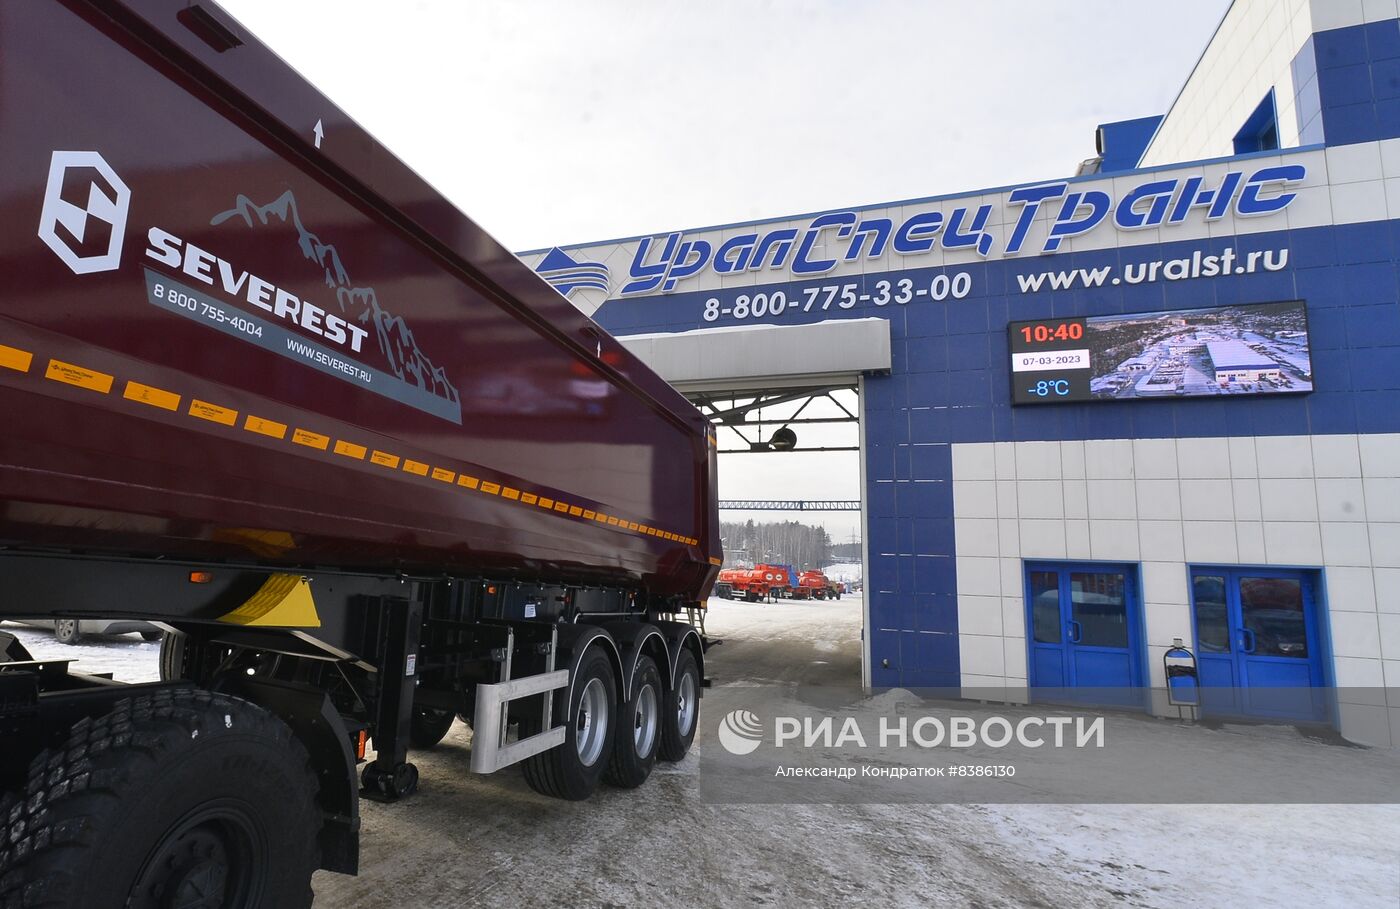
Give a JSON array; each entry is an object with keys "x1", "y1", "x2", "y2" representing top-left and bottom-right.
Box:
[{"x1": 1205, "y1": 339, "x2": 1277, "y2": 371}]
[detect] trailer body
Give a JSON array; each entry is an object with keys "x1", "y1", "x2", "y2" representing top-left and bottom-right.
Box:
[
  {"x1": 0, "y1": 2, "x2": 719, "y2": 904},
  {"x1": 0, "y1": 0, "x2": 720, "y2": 599}
]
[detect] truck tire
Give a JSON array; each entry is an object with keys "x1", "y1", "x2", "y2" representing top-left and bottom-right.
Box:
[
  {"x1": 603, "y1": 655, "x2": 661, "y2": 789},
  {"x1": 658, "y1": 648, "x2": 699, "y2": 762},
  {"x1": 158, "y1": 630, "x2": 188, "y2": 681},
  {"x1": 409, "y1": 706, "x2": 455, "y2": 749},
  {"x1": 53, "y1": 620, "x2": 82, "y2": 646},
  {"x1": 0, "y1": 688, "x2": 320, "y2": 909},
  {"x1": 521, "y1": 646, "x2": 616, "y2": 800}
]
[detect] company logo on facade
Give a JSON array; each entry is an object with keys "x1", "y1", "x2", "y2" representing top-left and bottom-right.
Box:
[
  {"x1": 620, "y1": 164, "x2": 1306, "y2": 296},
  {"x1": 38, "y1": 150, "x2": 131, "y2": 275},
  {"x1": 717, "y1": 709, "x2": 764, "y2": 755},
  {"x1": 534, "y1": 246, "x2": 611, "y2": 297}
]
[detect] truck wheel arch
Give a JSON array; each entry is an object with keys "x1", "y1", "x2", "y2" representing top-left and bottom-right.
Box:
[
  {"x1": 651, "y1": 620, "x2": 705, "y2": 694},
  {"x1": 555, "y1": 624, "x2": 624, "y2": 712},
  {"x1": 596, "y1": 622, "x2": 670, "y2": 696}
]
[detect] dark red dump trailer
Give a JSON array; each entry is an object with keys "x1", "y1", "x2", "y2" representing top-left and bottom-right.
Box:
[{"x1": 0, "y1": 2, "x2": 720, "y2": 905}]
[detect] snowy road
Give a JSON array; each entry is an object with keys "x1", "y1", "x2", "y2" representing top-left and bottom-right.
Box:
[{"x1": 8, "y1": 604, "x2": 1397, "y2": 907}]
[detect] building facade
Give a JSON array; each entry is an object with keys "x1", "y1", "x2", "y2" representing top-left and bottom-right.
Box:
[{"x1": 522, "y1": 0, "x2": 1400, "y2": 746}]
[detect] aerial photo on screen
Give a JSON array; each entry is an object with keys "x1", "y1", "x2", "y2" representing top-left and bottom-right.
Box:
[{"x1": 1086, "y1": 300, "x2": 1312, "y2": 400}]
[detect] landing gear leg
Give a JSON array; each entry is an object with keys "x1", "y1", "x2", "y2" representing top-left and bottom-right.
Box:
[{"x1": 362, "y1": 596, "x2": 422, "y2": 802}]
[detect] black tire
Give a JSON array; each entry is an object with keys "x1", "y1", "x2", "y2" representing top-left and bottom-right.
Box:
[
  {"x1": 604, "y1": 655, "x2": 662, "y2": 789},
  {"x1": 53, "y1": 620, "x2": 82, "y2": 646},
  {"x1": 158, "y1": 630, "x2": 188, "y2": 681},
  {"x1": 658, "y1": 648, "x2": 700, "y2": 762},
  {"x1": 409, "y1": 706, "x2": 455, "y2": 749},
  {"x1": 0, "y1": 688, "x2": 320, "y2": 909},
  {"x1": 521, "y1": 646, "x2": 616, "y2": 800},
  {"x1": 139, "y1": 631, "x2": 162, "y2": 643}
]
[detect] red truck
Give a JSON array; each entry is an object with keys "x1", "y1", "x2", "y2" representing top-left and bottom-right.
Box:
[
  {"x1": 715, "y1": 567, "x2": 776, "y2": 601},
  {"x1": 798, "y1": 569, "x2": 839, "y2": 599},
  {"x1": 0, "y1": 2, "x2": 719, "y2": 905}
]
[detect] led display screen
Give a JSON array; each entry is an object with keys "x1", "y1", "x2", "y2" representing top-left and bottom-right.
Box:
[{"x1": 1009, "y1": 301, "x2": 1313, "y2": 405}]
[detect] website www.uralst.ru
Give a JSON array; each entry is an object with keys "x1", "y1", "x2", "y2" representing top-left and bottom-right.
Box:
[{"x1": 1016, "y1": 246, "x2": 1289, "y2": 293}]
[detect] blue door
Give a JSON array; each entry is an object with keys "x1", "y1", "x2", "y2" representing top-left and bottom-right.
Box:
[
  {"x1": 1025, "y1": 563, "x2": 1145, "y2": 705},
  {"x1": 1189, "y1": 568, "x2": 1329, "y2": 723}
]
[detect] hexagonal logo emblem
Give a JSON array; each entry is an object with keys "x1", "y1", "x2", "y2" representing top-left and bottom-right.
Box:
[{"x1": 37, "y1": 150, "x2": 131, "y2": 275}]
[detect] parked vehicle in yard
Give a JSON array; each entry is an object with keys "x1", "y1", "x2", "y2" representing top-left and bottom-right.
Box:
[
  {"x1": 798, "y1": 569, "x2": 835, "y2": 599},
  {"x1": 756, "y1": 563, "x2": 797, "y2": 598},
  {"x1": 716, "y1": 567, "x2": 774, "y2": 601},
  {"x1": 0, "y1": 2, "x2": 719, "y2": 905},
  {"x1": 8, "y1": 618, "x2": 162, "y2": 645}
]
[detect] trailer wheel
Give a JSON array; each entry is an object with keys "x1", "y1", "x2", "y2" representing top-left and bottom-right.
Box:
[
  {"x1": 604, "y1": 655, "x2": 661, "y2": 788},
  {"x1": 53, "y1": 619, "x2": 82, "y2": 645},
  {"x1": 409, "y1": 706, "x2": 456, "y2": 749},
  {"x1": 522, "y1": 646, "x2": 616, "y2": 800},
  {"x1": 158, "y1": 629, "x2": 188, "y2": 681},
  {"x1": 658, "y1": 648, "x2": 700, "y2": 762},
  {"x1": 0, "y1": 688, "x2": 319, "y2": 909}
]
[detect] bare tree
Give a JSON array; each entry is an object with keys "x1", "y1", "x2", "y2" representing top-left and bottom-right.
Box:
[{"x1": 720, "y1": 520, "x2": 833, "y2": 570}]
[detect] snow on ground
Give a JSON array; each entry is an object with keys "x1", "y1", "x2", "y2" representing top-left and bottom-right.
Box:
[
  {"x1": 8, "y1": 605, "x2": 1395, "y2": 906},
  {"x1": 1, "y1": 621, "x2": 161, "y2": 682},
  {"x1": 823, "y1": 561, "x2": 862, "y2": 585}
]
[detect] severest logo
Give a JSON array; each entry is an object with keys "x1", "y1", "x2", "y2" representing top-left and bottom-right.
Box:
[
  {"x1": 37, "y1": 150, "x2": 131, "y2": 275},
  {"x1": 716, "y1": 709, "x2": 764, "y2": 755}
]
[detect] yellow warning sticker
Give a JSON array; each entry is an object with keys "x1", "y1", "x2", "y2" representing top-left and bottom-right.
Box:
[
  {"x1": 46, "y1": 359, "x2": 113, "y2": 393},
  {"x1": 404, "y1": 460, "x2": 429, "y2": 476},
  {"x1": 0, "y1": 345, "x2": 34, "y2": 373},
  {"x1": 583, "y1": 510, "x2": 596, "y2": 520},
  {"x1": 709, "y1": 557, "x2": 723, "y2": 566},
  {"x1": 334, "y1": 440, "x2": 367, "y2": 460},
  {"x1": 292, "y1": 429, "x2": 330, "y2": 450},
  {"x1": 481, "y1": 481, "x2": 501, "y2": 495},
  {"x1": 554, "y1": 502, "x2": 569, "y2": 513},
  {"x1": 123, "y1": 381, "x2": 180, "y2": 411},
  {"x1": 502, "y1": 487, "x2": 521, "y2": 500},
  {"x1": 370, "y1": 450, "x2": 401, "y2": 468},
  {"x1": 189, "y1": 399, "x2": 238, "y2": 426},
  {"x1": 537, "y1": 497, "x2": 554, "y2": 509},
  {"x1": 244, "y1": 415, "x2": 288, "y2": 439},
  {"x1": 607, "y1": 516, "x2": 619, "y2": 525},
  {"x1": 521, "y1": 493, "x2": 539, "y2": 505},
  {"x1": 458, "y1": 475, "x2": 480, "y2": 489},
  {"x1": 431, "y1": 467, "x2": 455, "y2": 484},
  {"x1": 595, "y1": 513, "x2": 609, "y2": 523},
  {"x1": 569, "y1": 506, "x2": 583, "y2": 517}
]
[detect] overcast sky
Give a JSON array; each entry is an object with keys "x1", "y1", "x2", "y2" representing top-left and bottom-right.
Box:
[{"x1": 218, "y1": 0, "x2": 1229, "y2": 544}]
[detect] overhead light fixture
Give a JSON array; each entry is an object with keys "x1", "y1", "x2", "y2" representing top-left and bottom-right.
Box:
[{"x1": 770, "y1": 427, "x2": 797, "y2": 451}]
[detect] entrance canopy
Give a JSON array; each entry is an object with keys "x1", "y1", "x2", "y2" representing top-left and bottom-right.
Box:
[{"x1": 615, "y1": 318, "x2": 891, "y2": 394}]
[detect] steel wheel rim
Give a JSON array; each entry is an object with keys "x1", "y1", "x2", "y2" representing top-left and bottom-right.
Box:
[
  {"x1": 56, "y1": 619, "x2": 77, "y2": 639},
  {"x1": 676, "y1": 672, "x2": 697, "y2": 738},
  {"x1": 128, "y1": 799, "x2": 266, "y2": 909},
  {"x1": 634, "y1": 682, "x2": 659, "y2": 756},
  {"x1": 575, "y1": 676, "x2": 609, "y2": 766}
]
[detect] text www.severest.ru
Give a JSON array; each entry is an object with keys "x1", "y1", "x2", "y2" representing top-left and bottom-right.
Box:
[{"x1": 1015, "y1": 246, "x2": 1289, "y2": 293}]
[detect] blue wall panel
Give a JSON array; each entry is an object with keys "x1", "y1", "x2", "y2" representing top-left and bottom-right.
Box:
[{"x1": 1315, "y1": 21, "x2": 1400, "y2": 144}]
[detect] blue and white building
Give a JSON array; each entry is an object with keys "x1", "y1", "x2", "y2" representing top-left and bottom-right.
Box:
[{"x1": 522, "y1": 0, "x2": 1400, "y2": 746}]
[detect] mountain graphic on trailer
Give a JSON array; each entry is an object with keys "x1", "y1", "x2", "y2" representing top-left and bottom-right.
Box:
[{"x1": 210, "y1": 191, "x2": 460, "y2": 406}]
